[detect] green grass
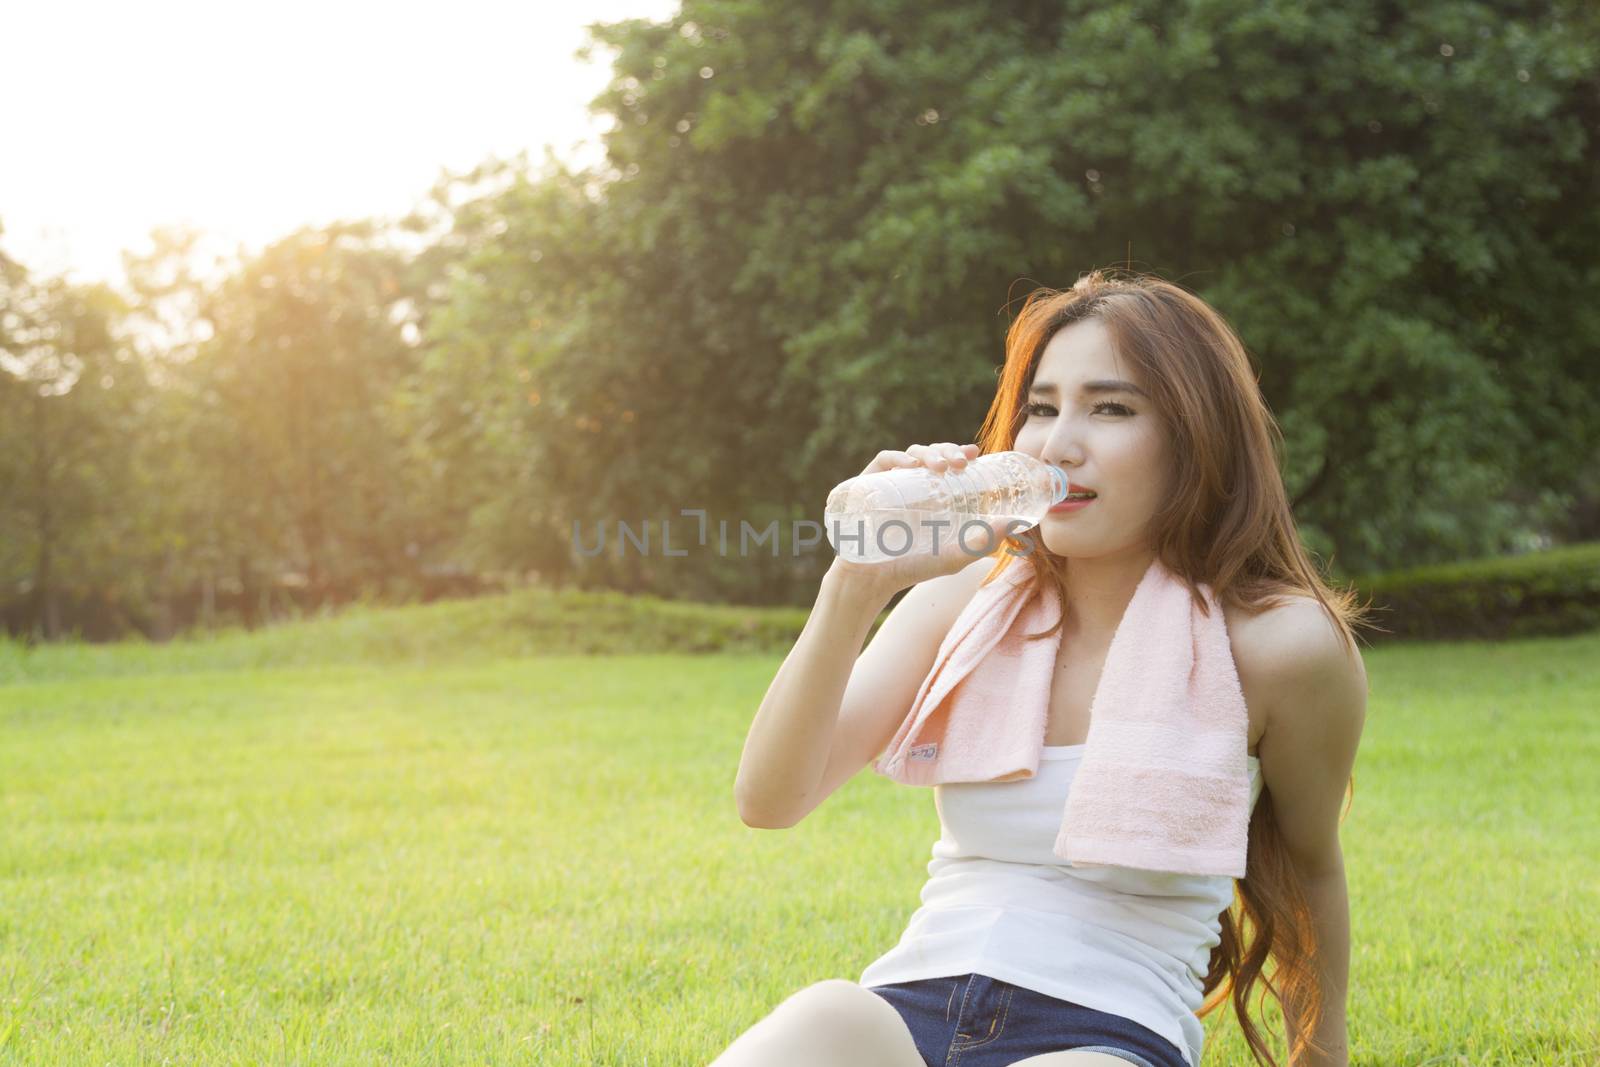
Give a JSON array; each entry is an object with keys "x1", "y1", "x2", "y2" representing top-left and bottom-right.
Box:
[{"x1": 1, "y1": 612, "x2": 1597, "y2": 1064}]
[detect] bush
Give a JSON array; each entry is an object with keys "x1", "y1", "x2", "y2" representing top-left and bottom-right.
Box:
[{"x1": 1354, "y1": 542, "x2": 1600, "y2": 642}]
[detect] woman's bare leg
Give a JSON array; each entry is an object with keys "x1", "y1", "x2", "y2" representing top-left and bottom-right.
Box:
[
  {"x1": 706, "y1": 978, "x2": 926, "y2": 1067},
  {"x1": 1010, "y1": 1053, "x2": 1159, "y2": 1066}
]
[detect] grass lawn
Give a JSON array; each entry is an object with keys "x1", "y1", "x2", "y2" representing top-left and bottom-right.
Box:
[{"x1": 1, "y1": 606, "x2": 1597, "y2": 1064}]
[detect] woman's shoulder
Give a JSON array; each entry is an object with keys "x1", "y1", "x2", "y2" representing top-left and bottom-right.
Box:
[
  {"x1": 1225, "y1": 592, "x2": 1350, "y2": 675},
  {"x1": 1224, "y1": 590, "x2": 1324, "y2": 631},
  {"x1": 1226, "y1": 591, "x2": 1351, "y2": 652},
  {"x1": 1225, "y1": 593, "x2": 1364, "y2": 750}
]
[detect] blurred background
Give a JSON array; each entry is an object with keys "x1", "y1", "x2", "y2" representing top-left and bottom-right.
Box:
[{"x1": 4, "y1": 0, "x2": 1598, "y2": 643}]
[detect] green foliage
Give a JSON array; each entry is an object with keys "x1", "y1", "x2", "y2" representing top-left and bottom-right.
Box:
[
  {"x1": 119, "y1": 223, "x2": 441, "y2": 632},
  {"x1": 433, "y1": 0, "x2": 1600, "y2": 601},
  {"x1": 399, "y1": 159, "x2": 623, "y2": 587},
  {"x1": 1356, "y1": 541, "x2": 1600, "y2": 641},
  {"x1": 185, "y1": 223, "x2": 430, "y2": 589},
  {"x1": 0, "y1": 269, "x2": 152, "y2": 638},
  {"x1": 7, "y1": 1, "x2": 1600, "y2": 634}
]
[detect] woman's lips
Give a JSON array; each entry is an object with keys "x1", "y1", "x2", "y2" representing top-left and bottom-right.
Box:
[{"x1": 1049, "y1": 496, "x2": 1097, "y2": 513}]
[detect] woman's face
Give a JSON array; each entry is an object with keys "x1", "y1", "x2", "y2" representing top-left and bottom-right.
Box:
[{"x1": 1011, "y1": 318, "x2": 1170, "y2": 559}]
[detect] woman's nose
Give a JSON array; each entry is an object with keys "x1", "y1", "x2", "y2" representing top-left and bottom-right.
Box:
[{"x1": 1040, "y1": 422, "x2": 1086, "y2": 467}]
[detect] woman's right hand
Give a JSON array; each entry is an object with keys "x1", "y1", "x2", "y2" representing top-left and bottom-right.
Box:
[{"x1": 826, "y1": 442, "x2": 1010, "y2": 597}]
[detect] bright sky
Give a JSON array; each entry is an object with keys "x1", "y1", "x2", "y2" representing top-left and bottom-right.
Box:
[{"x1": 0, "y1": 0, "x2": 680, "y2": 289}]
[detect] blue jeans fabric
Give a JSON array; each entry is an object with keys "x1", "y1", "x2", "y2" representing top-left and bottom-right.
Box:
[{"x1": 864, "y1": 973, "x2": 1188, "y2": 1067}]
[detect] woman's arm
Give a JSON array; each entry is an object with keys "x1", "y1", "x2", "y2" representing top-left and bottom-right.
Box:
[
  {"x1": 1286, "y1": 855, "x2": 1351, "y2": 1067},
  {"x1": 1253, "y1": 599, "x2": 1369, "y2": 1067},
  {"x1": 734, "y1": 562, "x2": 898, "y2": 827},
  {"x1": 735, "y1": 440, "x2": 992, "y2": 827},
  {"x1": 734, "y1": 554, "x2": 993, "y2": 827}
]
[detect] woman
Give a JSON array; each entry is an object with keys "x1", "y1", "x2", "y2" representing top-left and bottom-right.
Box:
[{"x1": 720, "y1": 270, "x2": 1372, "y2": 1067}]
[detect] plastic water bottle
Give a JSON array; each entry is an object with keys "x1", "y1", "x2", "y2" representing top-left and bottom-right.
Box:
[{"x1": 824, "y1": 450, "x2": 1070, "y2": 564}]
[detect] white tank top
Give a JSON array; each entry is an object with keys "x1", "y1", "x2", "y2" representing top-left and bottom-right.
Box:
[{"x1": 858, "y1": 743, "x2": 1265, "y2": 1067}]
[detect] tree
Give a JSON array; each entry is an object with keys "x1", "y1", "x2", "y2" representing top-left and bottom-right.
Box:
[
  {"x1": 180, "y1": 222, "x2": 432, "y2": 604},
  {"x1": 432, "y1": 0, "x2": 1599, "y2": 599},
  {"x1": 0, "y1": 261, "x2": 150, "y2": 639}
]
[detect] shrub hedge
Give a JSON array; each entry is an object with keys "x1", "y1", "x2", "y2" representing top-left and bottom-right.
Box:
[{"x1": 1351, "y1": 541, "x2": 1600, "y2": 642}]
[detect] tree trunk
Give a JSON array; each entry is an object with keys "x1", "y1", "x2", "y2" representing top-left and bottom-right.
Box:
[{"x1": 31, "y1": 392, "x2": 61, "y2": 641}]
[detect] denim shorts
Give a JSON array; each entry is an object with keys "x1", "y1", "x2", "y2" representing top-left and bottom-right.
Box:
[{"x1": 864, "y1": 973, "x2": 1188, "y2": 1067}]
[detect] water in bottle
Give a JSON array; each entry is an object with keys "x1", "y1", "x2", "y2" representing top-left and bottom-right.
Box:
[{"x1": 824, "y1": 450, "x2": 1071, "y2": 564}]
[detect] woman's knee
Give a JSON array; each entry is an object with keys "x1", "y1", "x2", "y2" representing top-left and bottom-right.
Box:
[
  {"x1": 713, "y1": 979, "x2": 922, "y2": 1066},
  {"x1": 769, "y1": 979, "x2": 903, "y2": 1037}
]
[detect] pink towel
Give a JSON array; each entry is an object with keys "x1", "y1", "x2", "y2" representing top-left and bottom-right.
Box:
[{"x1": 873, "y1": 556, "x2": 1252, "y2": 878}]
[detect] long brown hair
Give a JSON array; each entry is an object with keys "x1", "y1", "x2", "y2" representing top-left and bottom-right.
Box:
[{"x1": 973, "y1": 269, "x2": 1376, "y2": 1067}]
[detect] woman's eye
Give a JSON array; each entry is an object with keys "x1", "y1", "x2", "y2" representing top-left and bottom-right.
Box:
[{"x1": 1022, "y1": 401, "x2": 1132, "y2": 417}]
